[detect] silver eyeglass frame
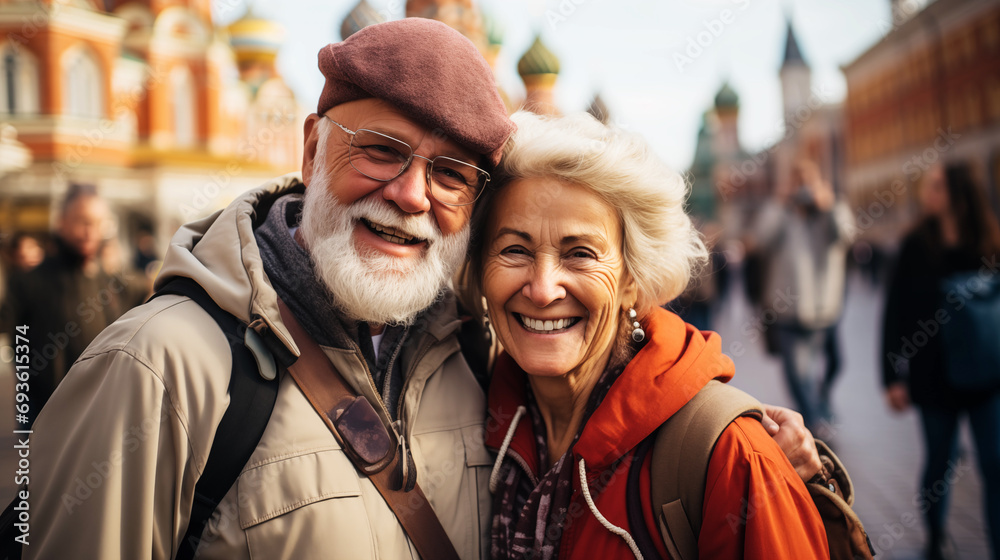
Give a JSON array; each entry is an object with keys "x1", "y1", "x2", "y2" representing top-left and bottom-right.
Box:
[{"x1": 322, "y1": 115, "x2": 490, "y2": 207}]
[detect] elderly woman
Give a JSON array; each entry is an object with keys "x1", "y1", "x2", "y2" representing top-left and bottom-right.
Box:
[{"x1": 466, "y1": 112, "x2": 828, "y2": 559}]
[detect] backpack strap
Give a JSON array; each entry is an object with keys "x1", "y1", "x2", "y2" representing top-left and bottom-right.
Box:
[
  {"x1": 151, "y1": 277, "x2": 281, "y2": 560},
  {"x1": 650, "y1": 380, "x2": 763, "y2": 560},
  {"x1": 276, "y1": 298, "x2": 462, "y2": 560}
]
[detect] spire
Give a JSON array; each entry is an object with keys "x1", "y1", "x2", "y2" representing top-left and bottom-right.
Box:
[
  {"x1": 714, "y1": 82, "x2": 739, "y2": 111},
  {"x1": 340, "y1": 0, "x2": 385, "y2": 41},
  {"x1": 691, "y1": 112, "x2": 715, "y2": 173},
  {"x1": 586, "y1": 92, "x2": 610, "y2": 124},
  {"x1": 687, "y1": 111, "x2": 718, "y2": 220},
  {"x1": 782, "y1": 19, "x2": 807, "y2": 67}
]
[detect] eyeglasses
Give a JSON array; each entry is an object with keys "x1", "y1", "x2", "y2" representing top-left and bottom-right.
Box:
[{"x1": 323, "y1": 115, "x2": 491, "y2": 207}]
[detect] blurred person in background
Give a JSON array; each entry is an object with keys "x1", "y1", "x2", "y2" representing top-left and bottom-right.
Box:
[
  {"x1": 671, "y1": 221, "x2": 724, "y2": 331},
  {"x1": 0, "y1": 232, "x2": 45, "y2": 363},
  {"x1": 750, "y1": 160, "x2": 855, "y2": 437},
  {"x1": 132, "y1": 229, "x2": 159, "y2": 272},
  {"x1": 1, "y1": 183, "x2": 123, "y2": 427},
  {"x1": 0, "y1": 232, "x2": 44, "y2": 322},
  {"x1": 881, "y1": 163, "x2": 1000, "y2": 560},
  {"x1": 98, "y1": 236, "x2": 156, "y2": 310},
  {"x1": 6, "y1": 232, "x2": 45, "y2": 273}
]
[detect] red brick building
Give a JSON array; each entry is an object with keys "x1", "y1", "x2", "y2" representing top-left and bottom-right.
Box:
[
  {"x1": 842, "y1": 0, "x2": 1000, "y2": 245},
  {"x1": 0, "y1": 0, "x2": 302, "y2": 251}
]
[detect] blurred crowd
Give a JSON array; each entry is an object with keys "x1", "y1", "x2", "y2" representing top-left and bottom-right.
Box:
[
  {"x1": 0, "y1": 184, "x2": 159, "y2": 425},
  {"x1": 671, "y1": 158, "x2": 1000, "y2": 559}
]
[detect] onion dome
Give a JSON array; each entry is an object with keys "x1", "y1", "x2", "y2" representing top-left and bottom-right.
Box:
[
  {"x1": 517, "y1": 35, "x2": 560, "y2": 77},
  {"x1": 227, "y1": 9, "x2": 286, "y2": 66},
  {"x1": 340, "y1": 0, "x2": 385, "y2": 41},
  {"x1": 714, "y1": 82, "x2": 739, "y2": 110},
  {"x1": 482, "y1": 11, "x2": 503, "y2": 48}
]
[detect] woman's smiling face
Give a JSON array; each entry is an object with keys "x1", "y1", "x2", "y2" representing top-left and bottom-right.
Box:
[{"x1": 482, "y1": 177, "x2": 636, "y2": 378}]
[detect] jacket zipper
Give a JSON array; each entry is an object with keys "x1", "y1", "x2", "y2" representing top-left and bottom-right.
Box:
[
  {"x1": 344, "y1": 326, "x2": 457, "y2": 446},
  {"x1": 396, "y1": 336, "x2": 436, "y2": 430},
  {"x1": 381, "y1": 326, "x2": 410, "y2": 410}
]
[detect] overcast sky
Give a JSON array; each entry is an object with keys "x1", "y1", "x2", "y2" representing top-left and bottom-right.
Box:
[{"x1": 215, "y1": 0, "x2": 913, "y2": 170}]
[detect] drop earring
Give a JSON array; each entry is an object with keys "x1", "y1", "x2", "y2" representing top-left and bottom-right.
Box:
[{"x1": 629, "y1": 308, "x2": 645, "y2": 343}]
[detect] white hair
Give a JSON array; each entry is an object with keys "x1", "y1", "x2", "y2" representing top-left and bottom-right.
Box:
[
  {"x1": 468, "y1": 111, "x2": 707, "y2": 317},
  {"x1": 300, "y1": 116, "x2": 470, "y2": 326}
]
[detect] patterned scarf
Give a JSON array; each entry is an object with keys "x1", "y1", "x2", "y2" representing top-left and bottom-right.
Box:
[{"x1": 491, "y1": 365, "x2": 624, "y2": 560}]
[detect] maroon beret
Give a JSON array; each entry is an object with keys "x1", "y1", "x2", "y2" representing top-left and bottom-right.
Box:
[{"x1": 317, "y1": 18, "x2": 514, "y2": 166}]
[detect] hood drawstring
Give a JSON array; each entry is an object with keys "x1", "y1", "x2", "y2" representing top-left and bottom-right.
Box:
[
  {"x1": 489, "y1": 405, "x2": 526, "y2": 493},
  {"x1": 490, "y1": 406, "x2": 643, "y2": 559},
  {"x1": 578, "y1": 457, "x2": 643, "y2": 560}
]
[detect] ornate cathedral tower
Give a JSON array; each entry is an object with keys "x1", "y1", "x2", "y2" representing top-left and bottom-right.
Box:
[
  {"x1": 227, "y1": 9, "x2": 286, "y2": 89},
  {"x1": 712, "y1": 82, "x2": 740, "y2": 160},
  {"x1": 340, "y1": 0, "x2": 385, "y2": 41},
  {"x1": 517, "y1": 35, "x2": 560, "y2": 116},
  {"x1": 406, "y1": 0, "x2": 487, "y2": 53},
  {"x1": 779, "y1": 19, "x2": 811, "y2": 124}
]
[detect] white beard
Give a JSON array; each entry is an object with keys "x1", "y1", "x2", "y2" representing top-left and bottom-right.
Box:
[{"x1": 299, "y1": 169, "x2": 470, "y2": 327}]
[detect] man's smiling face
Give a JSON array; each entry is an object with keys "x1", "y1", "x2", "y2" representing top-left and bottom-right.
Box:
[
  {"x1": 298, "y1": 98, "x2": 478, "y2": 326},
  {"x1": 303, "y1": 98, "x2": 478, "y2": 260}
]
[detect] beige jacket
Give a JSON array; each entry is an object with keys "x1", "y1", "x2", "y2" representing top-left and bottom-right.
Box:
[{"x1": 26, "y1": 175, "x2": 493, "y2": 560}]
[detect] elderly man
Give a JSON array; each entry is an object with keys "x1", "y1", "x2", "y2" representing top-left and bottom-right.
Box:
[
  {"x1": 3, "y1": 184, "x2": 122, "y2": 428},
  {"x1": 22, "y1": 19, "x2": 817, "y2": 560}
]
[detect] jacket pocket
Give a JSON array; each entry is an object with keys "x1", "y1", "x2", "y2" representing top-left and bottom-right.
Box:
[{"x1": 238, "y1": 449, "x2": 375, "y2": 559}]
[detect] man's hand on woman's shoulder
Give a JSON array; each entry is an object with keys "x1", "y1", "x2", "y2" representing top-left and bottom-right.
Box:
[{"x1": 761, "y1": 404, "x2": 822, "y2": 481}]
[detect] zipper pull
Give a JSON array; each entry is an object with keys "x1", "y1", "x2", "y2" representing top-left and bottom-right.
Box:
[{"x1": 390, "y1": 420, "x2": 417, "y2": 492}]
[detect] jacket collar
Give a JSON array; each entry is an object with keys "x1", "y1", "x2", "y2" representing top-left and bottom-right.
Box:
[{"x1": 157, "y1": 174, "x2": 302, "y2": 356}]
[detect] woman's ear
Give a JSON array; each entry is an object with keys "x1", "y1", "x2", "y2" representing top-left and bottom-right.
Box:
[{"x1": 620, "y1": 270, "x2": 639, "y2": 313}]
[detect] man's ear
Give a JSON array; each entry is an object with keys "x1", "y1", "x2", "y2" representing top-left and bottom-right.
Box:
[{"x1": 301, "y1": 113, "x2": 321, "y2": 187}]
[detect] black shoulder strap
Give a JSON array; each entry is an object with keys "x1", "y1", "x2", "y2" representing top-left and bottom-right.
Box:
[
  {"x1": 151, "y1": 277, "x2": 280, "y2": 560},
  {"x1": 624, "y1": 435, "x2": 666, "y2": 560}
]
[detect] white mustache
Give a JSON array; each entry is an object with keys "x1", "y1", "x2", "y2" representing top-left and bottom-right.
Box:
[
  {"x1": 299, "y1": 175, "x2": 470, "y2": 326},
  {"x1": 343, "y1": 197, "x2": 439, "y2": 244}
]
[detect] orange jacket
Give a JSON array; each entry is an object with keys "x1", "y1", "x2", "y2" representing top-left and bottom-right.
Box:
[{"x1": 485, "y1": 307, "x2": 830, "y2": 559}]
